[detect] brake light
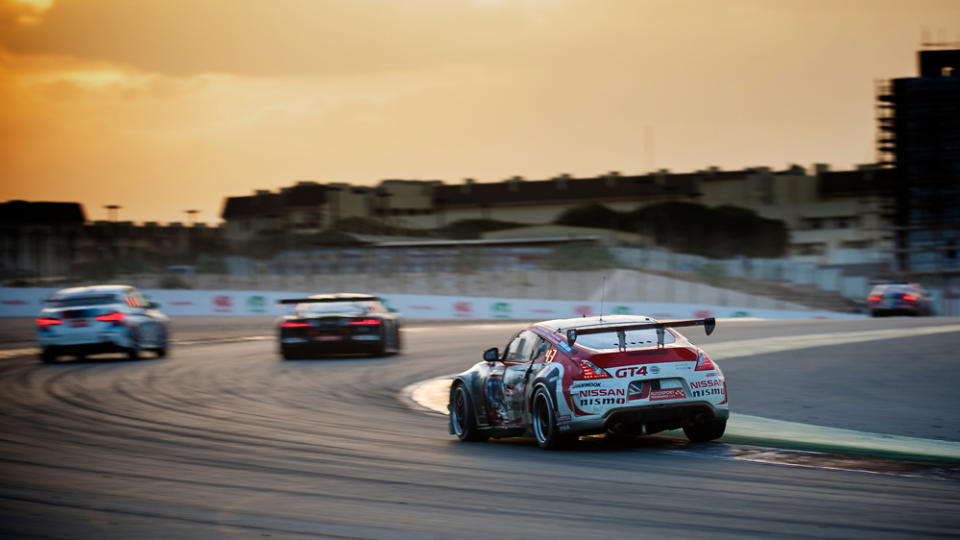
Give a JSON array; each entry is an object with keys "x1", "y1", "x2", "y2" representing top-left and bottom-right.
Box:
[
  {"x1": 903, "y1": 295, "x2": 917, "y2": 302},
  {"x1": 36, "y1": 317, "x2": 62, "y2": 326},
  {"x1": 575, "y1": 358, "x2": 611, "y2": 380},
  {"x1": 281, "y1": 321, "x2": 311, "y2": 328},
  {"x1": 347, "y1": 318, "x2": 381, "y2": 325},
  {"x1": 95, "y1": 312, "x2": 125, "y2": 322},
  {"x1": 868, "y1": 296, "x2": 881, "y2": 302},
  {"x1": 695, "y1": 350, "x2": 716, "y2": 371}
]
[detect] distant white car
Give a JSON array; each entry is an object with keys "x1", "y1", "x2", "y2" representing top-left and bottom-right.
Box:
[{"x1": 36, "y1": 285, "x2": 170, "y2": 363}]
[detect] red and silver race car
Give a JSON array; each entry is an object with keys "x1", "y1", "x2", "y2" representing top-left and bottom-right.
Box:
[{"x1": 448, "y1": 315, "x2": 727, "y2": 449}]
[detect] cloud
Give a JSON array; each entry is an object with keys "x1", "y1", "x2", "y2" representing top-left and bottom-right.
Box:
[{"x1": 0, "y1": 0, "x2": 53, "y2": 26}]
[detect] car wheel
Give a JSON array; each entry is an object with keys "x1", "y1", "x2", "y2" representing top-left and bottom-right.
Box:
[
  {"x1": 40, "y1": 349, "x2": 56, "y2": 364},
  {"x1": 683, "y1": 418, "x2": 726, "y2": 442},
  {"x1": 532, "y1": 387, "x2": 574, "y2": 450},
  {"x1": 127, "y1": 330, "x2": 140, "y2": 360},
  {"x1": 154, "y1": 328, "x2": 168, "y2": 358},
  {"x1": 450, "y1": 383, "x2": 488, "y2": 442},
  {"x1": 280, "y1": 348, "x2": 298, "y2": 360}
]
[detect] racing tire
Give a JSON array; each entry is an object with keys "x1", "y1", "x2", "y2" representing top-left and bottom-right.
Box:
[
  {"x1": 127, "y1": 330, "x2": 140, "y2": 361},
  {"x1": 154, "y1": 329, "x2": 168, "y2": 358},
  {"x1": 40, "y1": 349, "x2": 56, "y2": 364},
  {"x1": 683, "y1": 418, "x2": 726, "y2": 442},
  {"x1": 450, "y1": 383, "x2": 488, "y2": 442},
  {"x1": 280, "y1": 348, "x2": 299, "y2": 360},
  {"x1": 532, "y1": 387, "x2": 575, "y2": 450}
]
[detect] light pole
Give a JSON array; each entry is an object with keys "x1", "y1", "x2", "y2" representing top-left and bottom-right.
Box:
[
  {"x1": 104, "y1": 204, "x2": 121, "y2": 222},
  {"x1": 184, "y1": 209, "x2": 199, "y2": 226}
]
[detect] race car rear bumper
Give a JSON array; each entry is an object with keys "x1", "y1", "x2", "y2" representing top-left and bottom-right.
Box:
[
  {"x1": 566, "y1": 401, "x2": 728, "y2": 436},
  {"x1": 41, "y1": 341, "x2": 131, "y2": 358}
]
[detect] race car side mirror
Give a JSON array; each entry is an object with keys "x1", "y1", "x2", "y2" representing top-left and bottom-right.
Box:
[{"x1": 483, "y1": 347, "x2": 500, "y2": 362}]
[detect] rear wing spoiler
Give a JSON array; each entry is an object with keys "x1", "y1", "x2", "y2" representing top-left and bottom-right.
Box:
[
  {"x1": 278, "y1": 295, "x2": 379, "y2": 304},
  {"x1": 565, "y1": 317, "x2": 716, "y2": 351}
]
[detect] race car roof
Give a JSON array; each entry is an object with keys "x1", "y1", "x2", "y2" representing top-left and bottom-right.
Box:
[
  {"x1": 48, "y1": 285, "x2": 133, "y2": 298},
  {"x1": 278, "y1": 293, "x2": 380, "y2": 304}
]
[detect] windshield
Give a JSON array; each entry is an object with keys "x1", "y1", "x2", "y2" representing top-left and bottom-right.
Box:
[
  {"x1": 47, "y1": 294, "x2": 119, "y2": 308},
  {"x1": 574, "y1": 328, "x2": 677, "y2": 351},
  {"x1": 298, "y1": 301, "x2": 383, "y2": 316}
]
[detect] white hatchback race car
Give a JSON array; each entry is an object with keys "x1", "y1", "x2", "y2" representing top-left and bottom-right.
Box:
[{"x1": 36, "y1": 285, "x2": 170, "y2": 363}]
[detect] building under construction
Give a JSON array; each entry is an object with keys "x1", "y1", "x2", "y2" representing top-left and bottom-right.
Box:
[{"x1": 877, "y1": 48, "x2": 960, "y2": 279}]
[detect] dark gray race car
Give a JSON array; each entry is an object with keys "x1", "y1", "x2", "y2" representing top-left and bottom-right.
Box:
[{"x1": 277, "y1": 293, "x2": 402, "y2": 359}]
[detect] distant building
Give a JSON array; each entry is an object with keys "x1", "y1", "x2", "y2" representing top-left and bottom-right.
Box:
[
  {"x1": 431, "y1": 172, "x2": 696, "y2": 228},
  {"x1": 878, "y1": 48, "x2": 960, "y2": 275},
  {"x1": 221, "y1": 164, "x2": 896, "y2": 264},
  {"x1": 0, "y1": 200, "x2": 222, "y2": 281},
  {"x1": 0, "y1": 201, "x2": 85, "y2": 279}
]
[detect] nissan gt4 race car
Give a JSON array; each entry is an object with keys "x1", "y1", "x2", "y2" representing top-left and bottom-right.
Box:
[
  {"x1": 36, "y1": 285, "x2": 170, "y2": 363},
  {"x1": 277, "y1": 293, "x2": 402, "y2": 359},
  {"x1": 448, "y1": 314, "x2": 727, "y2": 449}
]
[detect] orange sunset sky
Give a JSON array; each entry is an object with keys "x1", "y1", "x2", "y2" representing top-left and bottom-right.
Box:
[{"x1": 1, "y1": 0, "x2": 958, "y2": 224}]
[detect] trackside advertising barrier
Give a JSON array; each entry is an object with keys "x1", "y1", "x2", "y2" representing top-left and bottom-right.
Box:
[{"x1": 0, "y1": 287, "x2": 864, "y2": 319}]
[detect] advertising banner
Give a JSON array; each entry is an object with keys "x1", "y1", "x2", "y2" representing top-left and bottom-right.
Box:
[{"x1": 0, "y1": 287, "x2": 864, "y2": 320}]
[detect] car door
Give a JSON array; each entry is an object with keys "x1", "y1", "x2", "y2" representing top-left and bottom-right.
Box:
[
  {"x1": 504, "y1": 332, "x2": 552, "y2": 426},
  {"x1": 483, "y1": 330, "x2": 532, "y2": 426},
  {"x1": 128, "y1": 289, "x2": 160, "y2": 347},
  {"x1": 498, "y1": 330, "x2": 544, "y2": 425}
]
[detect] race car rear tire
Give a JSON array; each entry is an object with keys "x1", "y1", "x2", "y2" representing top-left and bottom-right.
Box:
[
  {"x1": 450, "y1": 383, "x2": 488, "y2": 442},
  {"x1": 532, "y1": 387, "x2": 575, "y2": 450},
  {"x1": 127, "y1": 330, "x2": 140, "y2": 361},
  {"x1": 154, "y1": 329, "x2": 168, "y2": 358},
  {"x1": 40, "y1": 349, "x2": 56, "y2": 364},
  {"x1": 683, "y1": 418, "x2": 726, "y2": 442}
]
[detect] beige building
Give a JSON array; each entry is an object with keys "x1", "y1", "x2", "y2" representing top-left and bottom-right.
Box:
[{"x1": 220, "y1": 165, "x2": 895, "y2": 262}]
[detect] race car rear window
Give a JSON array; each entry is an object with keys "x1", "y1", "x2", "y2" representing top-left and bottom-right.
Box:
[
  {"x1": 574, "y1": 328, "x2": 677, "y2": 351},
  {"x1": 298, "y1": 301, "x2": 382, "y2": 315},
  {"x1": 47, "y1": 294, "x2": 119, "y2": 308}
]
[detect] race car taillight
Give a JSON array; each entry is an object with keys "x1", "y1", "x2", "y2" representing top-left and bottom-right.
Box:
[
  {"x1": 36, "y1": 317, "x2": 62, "y2": 326},
  {"x1": 903, "y1": 295, "x2": 917, "y2": 302},
  {"x1": 347, "y1": 318, "x2": 381, "y2": 325},
  {"x1": 575, "y1": 359, "x2": 611, "y2": 380},
  {"x1": 868, "y1": 296, "x2": 881, "y2": 302},
  {"x1": 281, "y1": 321, "x2": 311, "y2": 328},
  {"x1": 95, "y1": 312, "x2": 125, "y2": 322},
  {"x1": 695, "y1": 350, "x2": 716, "y2": 371}
]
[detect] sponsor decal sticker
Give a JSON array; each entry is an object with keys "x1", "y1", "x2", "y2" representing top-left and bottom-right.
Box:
[
  {"x1": 557, "y1": 341, "x2": 573, "y2": 353},
  {"x1": 693, "y1": 309, "x2": 713, "y2": 318},
  {"x1": 649, "y1": 365, "x2": 660, "y2": 375},
  {"x1": 574, "y1": 305, "x2": 593, "y2": 317},
  {"x1": 246, "y1": 295, "x2": 268, "y2": 313},
  {"x1": 453, "y1": 301, "x2": 473, "y2": 317},
  {"x1": 612, "y1": 305, "x2": 631, "y2": 315},
  {"x1": 649, "y1": 388, "x2": 686, "y2": 402},
  {"x1": 490, "y1": 302, "x2": 512, "y2": 319},
  {"x1": 213, "y1": 295, "x2": 233, "y2": 313},
  {"x1": 628, "y1": 381, "x2": 650, "y2": 401},
  {"x1": 614, "y1": 366, "x2": 648, "y2": 378}
]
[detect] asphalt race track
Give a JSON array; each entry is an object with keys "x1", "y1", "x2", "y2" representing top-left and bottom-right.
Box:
[{"x1": 1, "y1": 318, "x2": 959, "y2": 539}]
